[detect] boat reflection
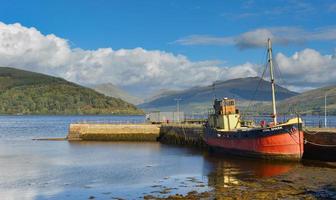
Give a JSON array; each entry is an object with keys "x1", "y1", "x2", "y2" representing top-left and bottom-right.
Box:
[{"x1": 204, "y1": 153, "x2": 297, "y2": 189}]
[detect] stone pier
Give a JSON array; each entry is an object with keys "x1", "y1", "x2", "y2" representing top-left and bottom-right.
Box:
[
  {"x1": 68, "y1": 124, "x2": 161, "y2": 141},
  {"x1": 67, "y1": 123, "x2": 336, "y2": 161},
  {"x1": 158, "y1": 124, "x2": 207, "y2": 148}
]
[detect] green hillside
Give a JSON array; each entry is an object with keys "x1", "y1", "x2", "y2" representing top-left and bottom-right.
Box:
[
  {"x1": 0, "y1": 67, "x2": 143, "y2": 115},
  {"x1": 275, "y1": 85, "x2": 336, "y2": 115}
]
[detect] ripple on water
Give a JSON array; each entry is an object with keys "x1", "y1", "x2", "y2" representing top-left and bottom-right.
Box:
[{"x1": 0, "y1": 115, "x2": 335, "y2": 199}]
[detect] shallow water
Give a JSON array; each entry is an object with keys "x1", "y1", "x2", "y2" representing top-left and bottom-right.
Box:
[{"x1": 0, "y1": 115, "x2": 335, "y2": 200}]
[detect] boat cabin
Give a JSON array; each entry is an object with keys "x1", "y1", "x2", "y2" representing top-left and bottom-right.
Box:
[
  {"x1": 214, "y1": 98, "x2": 237, "y2": 115},
  {"x1": 208, "y1": 98, "x2": 241, "y2": 131}
]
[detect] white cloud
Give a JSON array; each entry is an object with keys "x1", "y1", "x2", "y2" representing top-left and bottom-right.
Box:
[
  {"x1": 234, "y1": 29, "x2": 275, "y2": 49},
  {"x1": 0, "y1": 22, "x2": 335, "y2": 95},
  {"x1": 175, "y1": 26, "x2": 336, "y2": 49},
  {"x1": 174, "y1": 35, "x2": 234, "y2": 46},
  {"x1": 0, "y1": 22, "x2": 258, "y2": 95},
  {"x1": 275, "y1": 48, "x2": 336, "y2": 89}
]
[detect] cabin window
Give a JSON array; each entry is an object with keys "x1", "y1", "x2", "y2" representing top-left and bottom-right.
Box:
[
  {"x1": 224, "y1": 100, "x2": 234, "y2": 106},
  {"x1": 226, "y1": 100, "x2": 234, "y2": 106}
]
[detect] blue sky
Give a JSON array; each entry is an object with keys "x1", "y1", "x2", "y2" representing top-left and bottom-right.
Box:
[
  {"x1": 1, "y1": 0, "x2": 335, "y2": 63},
  {"x1": 0, "y1": 0, "x2": 336, "y2": 95}
]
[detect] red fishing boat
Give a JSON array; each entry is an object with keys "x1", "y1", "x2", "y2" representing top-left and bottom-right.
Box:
[{"x1": 205, "y1": 39, "x2": 304, "y2": 161}]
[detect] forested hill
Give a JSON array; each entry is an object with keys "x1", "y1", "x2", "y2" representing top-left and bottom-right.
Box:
[
  {"x1": 276, "y1": 84, "x2": 336, "y2": 115},
  {"x1": 0, "y1": 67, "x2": 143, "y2": 115}
]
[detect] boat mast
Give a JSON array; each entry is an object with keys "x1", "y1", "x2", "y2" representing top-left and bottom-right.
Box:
[{"x1": 267, "y1": 38, "x2": 277, "y2": 125}]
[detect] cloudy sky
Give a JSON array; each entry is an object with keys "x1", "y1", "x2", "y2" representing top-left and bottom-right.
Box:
[{"x1": 0, "y1": 0, "x2": 335, "y2": 96}]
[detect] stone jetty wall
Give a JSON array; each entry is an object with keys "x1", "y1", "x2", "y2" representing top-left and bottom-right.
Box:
[
  {"x1": 303, "y1": 128, "x2": 336, "y2": 161},
  {"x1": 158, "y1": 124, "x2": 207, "y2": 148},
  {"x1": 68, "y1": 124, "x2": 160, "y2": 141},
  {"x1": 67, "y1": 123, "x2": 336, "y2": 161}
]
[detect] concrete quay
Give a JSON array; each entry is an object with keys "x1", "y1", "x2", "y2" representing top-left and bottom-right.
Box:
[
  {"x1": 67, "y1": 123, "x2": 336, "y2": 161},
  {"x1": 303, "y1": 128, "x2": 336, "y2": 161},
  {"x1": 68, "y1": 123, "x2": 160, "y2": 141},
  {"x1": 158, "y1": 124, "x2": 206, "y2": 148},
  {"x1": 67, "y1": 123, "x2": 204, "y2": 144}
]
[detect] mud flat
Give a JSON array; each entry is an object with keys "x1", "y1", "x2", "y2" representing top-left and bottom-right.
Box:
[{"x1": 143, "y1": 161, "x2": 336, "y2": 199}]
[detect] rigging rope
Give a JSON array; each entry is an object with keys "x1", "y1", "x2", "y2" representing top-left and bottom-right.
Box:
[
  {"x1": 286, "y1": 129, "x2": 336, "y2": 147},
  {"x1": 304, "y1": 140, "x2": 336, "y2": 147},
  {"x1": 287, "y1": 131, "x2": 300, "y2": 145},
  {"x1": 302, "y1": 128, "x2": 318, "y2": 135},
  {"x1": 244, "y1": 44, "x2": 269, "y2": 118}
]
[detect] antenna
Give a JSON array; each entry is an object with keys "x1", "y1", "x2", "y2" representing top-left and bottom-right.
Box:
[
  {"x1": 325, "y1": 92, "x2": 327, "y2": 127},
  {"x1": 212, "y1": 82, "x2": 216, "y2": 100},
  {"x1": 174, "y1": 98, "x2": 182, "y2": 123}
]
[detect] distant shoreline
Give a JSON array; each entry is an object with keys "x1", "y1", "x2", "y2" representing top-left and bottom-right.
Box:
[{"x1": 0, "y1": 113, "x2": 145, "y2": 116}]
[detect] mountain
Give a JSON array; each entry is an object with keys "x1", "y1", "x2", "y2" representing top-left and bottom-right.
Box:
[
  {"x1": 91, "y1": 83, "x2": 144, "y2": 105},
  {"x1": 143, "y1": 89, "x2": 181, "y2": 103},
  {"x1": 275, "y1": 85, "x2": 336, "y2": 115},
  {"x1": 0, "y1": 67, "x2": 143, "y2": 115},
  {"x1": 139, "y1": 77, "x2": 298, "y2": 112}
]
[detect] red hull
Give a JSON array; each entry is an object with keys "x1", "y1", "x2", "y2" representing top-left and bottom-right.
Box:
[{"x1": 206, "y1": 130, "x2": 304, "y2": 161}]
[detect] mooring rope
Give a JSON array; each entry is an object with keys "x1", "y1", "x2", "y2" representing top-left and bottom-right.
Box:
[
  {"x1": 303, "y1": 128, "x2": 318, "y2": 135},
  {"x1": 287, "y1": 131, "x2": 336, "y2": 147},
  {"x1": 304, "y1": 140, "x2": 336, "y2": 147},
  {"x1": 287, "y1": 131, "x2": 300, "y2": 145}
]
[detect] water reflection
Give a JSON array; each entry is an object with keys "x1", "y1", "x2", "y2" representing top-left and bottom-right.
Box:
[
  {"x1": 1, "y1": 115, "x2": 334, "y2": 200},
  {"x1": 204, "y1": 153, "x2": 296, "y2": 189}
]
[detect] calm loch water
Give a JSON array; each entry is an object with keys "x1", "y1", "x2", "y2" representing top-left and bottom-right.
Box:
[{"x1": 0, "y1": 115, "x2": 335, "y2": 200}]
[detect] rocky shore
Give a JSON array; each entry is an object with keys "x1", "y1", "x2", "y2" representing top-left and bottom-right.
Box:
[{"x1": 141, "y1": 161, "x2": 336, "y2": 200}]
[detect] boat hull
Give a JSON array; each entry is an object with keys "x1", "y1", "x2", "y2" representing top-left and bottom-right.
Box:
[{"x1": 205, "y1": 124, "x2": 304, "y2": 161}]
